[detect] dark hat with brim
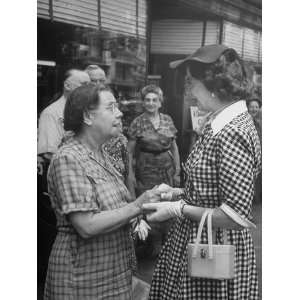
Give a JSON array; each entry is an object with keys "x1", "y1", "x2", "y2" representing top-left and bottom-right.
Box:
[{"x1": 169, "y1": 44, "x2": 230, "y2": 69}]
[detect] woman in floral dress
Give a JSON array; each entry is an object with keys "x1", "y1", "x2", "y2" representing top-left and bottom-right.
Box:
[
  {"x1": 127, "y1": 84, "x2": 180, "y2": 197},
  {"x1": 102, "y1": 132, "x2": 129, "y2": 180},
  {"x1": 143, "y1": 45, "x2": 261, "y2": 299},
  {"x1": 127, "y1": 84, "x2": 181, "y2": 256}
]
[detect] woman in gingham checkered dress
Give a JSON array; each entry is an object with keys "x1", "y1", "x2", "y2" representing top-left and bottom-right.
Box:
[
  {"x1": 44, "y1": 85, "x2": 160, "y2": 300},
  {"x1": 143, "y1": 45, "x2": 261, "y2": 299}
]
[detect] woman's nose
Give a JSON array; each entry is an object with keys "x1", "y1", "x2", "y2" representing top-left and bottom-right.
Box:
[{"x1": 116, "y1": 107, "x2": 123, "y2": 118}]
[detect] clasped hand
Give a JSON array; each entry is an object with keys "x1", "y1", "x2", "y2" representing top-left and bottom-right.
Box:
[
  {"x1": 135, "y1": 186, "x2": 162, "y2": 207},
  {"x1": 143, "y1": 201, "x2": 182, "y2": 222},
  {"x1": 141, "y1": 184, "x2": 185, "y2": 222}
]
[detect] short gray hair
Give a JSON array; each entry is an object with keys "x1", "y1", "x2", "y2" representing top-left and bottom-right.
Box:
[
  {"x1": 141, "y1": 84, "x2": 164, "y2": 103},
  {"x1": 85, "y1": 65, "x2": 105, "y2": 76}
]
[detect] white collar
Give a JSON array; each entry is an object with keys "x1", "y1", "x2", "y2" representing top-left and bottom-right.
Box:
[
  {"x1": 211, "y1": 100, "x2": 247, "y2": 135},
  {"x1": 59, "y1": 94, "x2": 66, "y2": 103}
]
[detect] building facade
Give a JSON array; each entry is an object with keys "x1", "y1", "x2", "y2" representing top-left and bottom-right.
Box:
[
  {"x1": 38, "y1": 0, "x2": 261, "y2": 158},
  {"x1": 37, "y1": 0, "x2": 149, "y2": 117}
]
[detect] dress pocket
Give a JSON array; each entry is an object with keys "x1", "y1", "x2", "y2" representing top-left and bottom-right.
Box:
[
  {"x1": 86, "y1": 173, "x2": 107, "y2": 210},
  {"x1": 86, "y1": 173, "x2": 107, "y2": 184}
]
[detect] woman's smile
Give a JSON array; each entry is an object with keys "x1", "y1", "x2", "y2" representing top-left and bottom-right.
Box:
[{"x1": 143, "y1": 92, "x2": 161, "y2": 114}]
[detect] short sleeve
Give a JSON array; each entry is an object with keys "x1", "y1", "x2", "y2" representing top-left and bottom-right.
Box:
[
  {"x1": 165, "y1": 115, "x2": 178, "y2": 136},
  {"x1": 38, "y1": 111, "x2": 62, "y2": 154},
  {"x1": 159, "y1": 114, "x2": 178, "y2": 138},
  {"x1": 48, "y1": 154, "x2": 99, "y2": 215},
  {"x1": 127, "y1": 117, "x2": 140, "y2": 140},
  {"x1": 217, "y1": 130, "x2": 255, "y2": 220}
]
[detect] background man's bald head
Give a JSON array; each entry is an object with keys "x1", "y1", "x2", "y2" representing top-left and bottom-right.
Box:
[{"x1": 64, "y1": 70, "x2": 90, "y2": 94}]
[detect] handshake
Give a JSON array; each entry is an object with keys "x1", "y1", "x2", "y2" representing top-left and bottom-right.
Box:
[
  {"x1": 136, "y1": 183, "x2": 186, "y2": 222},
  {"x1": 158, "y1": 183, "x2": 185, "y2": 201},
  {"x1": 133, "y1": 183, "x2": 186, "y2": 240}
]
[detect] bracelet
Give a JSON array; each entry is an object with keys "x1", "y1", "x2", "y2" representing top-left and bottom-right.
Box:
[{"x1": 180, "y1": 200, "x2": 187, "y2": 218}]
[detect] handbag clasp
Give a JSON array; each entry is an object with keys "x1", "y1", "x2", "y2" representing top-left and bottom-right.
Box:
[{"x1": 200, "y1": 248, "x2": 206, "y2": 258}]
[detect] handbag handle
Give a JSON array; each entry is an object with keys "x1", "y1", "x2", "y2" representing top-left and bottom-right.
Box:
[
  {"x1": 192, "y1": 209, "x2": 230, "y2": 259},
  {"x1": 192, "y1": 209, "x2": 214, "y2": 259},
  {"x1": 207, "y1": 209, "x2": 213, "y2": 259}
]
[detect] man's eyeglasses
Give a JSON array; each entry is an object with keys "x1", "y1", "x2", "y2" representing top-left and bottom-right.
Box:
[{"x1": 91, "y1": 79, "x2": 106, "y2": 85}]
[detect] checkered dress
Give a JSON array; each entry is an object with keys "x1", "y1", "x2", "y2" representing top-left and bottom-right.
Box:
[
  {"x1": 149, "y1": 111, "x2": 261, "y2": 300},
  {"x1": 44, "y1": 137, "x2": 135, "y2": 300}
]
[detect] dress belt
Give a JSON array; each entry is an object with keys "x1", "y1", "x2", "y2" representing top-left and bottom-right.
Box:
[{"x1": 140, "y1": 148, "x2": 170, "y2": 155}]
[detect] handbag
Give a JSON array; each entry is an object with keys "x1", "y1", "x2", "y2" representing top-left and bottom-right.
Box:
[{"x1": 187, "y1": 209, "x2": 235, "y2": 279}]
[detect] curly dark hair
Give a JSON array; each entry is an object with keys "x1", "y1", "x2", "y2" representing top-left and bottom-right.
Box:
[
  {"x1": 64, "y1": 84, "x2": 111, "y2": 134},
  {"x1": 140, "y1": 84, "x2": 164, "y2": 103},
  {"x1": 187, "y1": 49, "x2": 252, "y2": 102}
]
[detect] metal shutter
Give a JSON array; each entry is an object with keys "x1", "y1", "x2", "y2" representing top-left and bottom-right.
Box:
[
  {"x1": 258, "y1": 32, "x2": 262, "y2": 63},
  {"x1": 151, "y1": 19, "x2": 204, "y2": 55},
  {"x1": 52, "y1": 0, "x2": 98, "y2": 28},
  {"x1": 223, "y1": 21, "x2": 261, "y2": 63},
  {"x1": 222, "y1": 21, "x2": 244, "y2": 57},
  {"x1": 204, "y1": 21, "x2": 220, "y2": 45},
  {"x1": 101, "y1": 0, "x2": 137, "y2": 37},
  {"x1": 137, "y1": 0, "x2": 147, "y2": 38},
  {"x1": 243, "y1": 27, "x2": 260, "y2": 62},
  {"x1": 37, "y1": 0, "x2": 50, "y2": 20}
]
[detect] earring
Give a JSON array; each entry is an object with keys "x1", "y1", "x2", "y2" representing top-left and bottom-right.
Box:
[
  {"x1": 211, "y1": 93, "x2": 215, "y2": 98},
  {"x1": 83, "y1": 119, "x2": 92, "y2": 126}
]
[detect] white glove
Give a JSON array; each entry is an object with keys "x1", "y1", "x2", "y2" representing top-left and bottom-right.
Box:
[
  {"x1": 157, "y1": 183, "x2": 173, "y2": 193},
  {"x1": 142, "y1": 200, "x2": 183, "y2": 222},
  {"x1": 157, "y1": 183, "x2": 184, "y2": 200},
  {"x1": 133, "y1": 219, "x2": 151, "y2": 240}
]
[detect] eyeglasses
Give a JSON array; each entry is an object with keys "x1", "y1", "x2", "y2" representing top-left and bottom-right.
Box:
[
  {"x1": 91, "y1": 79, "x2": 106, "y2": 84},
  {"x1": 106, "y1": 102, "x2": 120, "y2": 113},
  {"x1": 89, "y1": 102, "x2": 120, "y2": 117}
]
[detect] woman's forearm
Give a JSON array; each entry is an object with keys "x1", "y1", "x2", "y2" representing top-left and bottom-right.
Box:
[
  {"x1": 69, "y1": 201, "x2": 142, "y2": 239},
  {"x1": 171, "y1": 140, "x2": 180, "y2": 172},
  {"x1": 126, "y1": 140, "x2": 137, "y2": 197},
  {"x1": 182, "y1": 205, "x2": 244, "y2": 230},
  {"x1": 128, "y1": 152, "x2": 134, "y2": 175},
  {"x1": 127, "y1": 140, "x2": 136, "y2": 175}
]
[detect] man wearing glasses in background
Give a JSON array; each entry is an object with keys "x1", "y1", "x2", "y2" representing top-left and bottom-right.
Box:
[
  {"x1": 85, "y1": 64, "x2": 106, "y2": 87},
  {"x1": 38, "y1": 69, "x2": 90, "y2": 157}
]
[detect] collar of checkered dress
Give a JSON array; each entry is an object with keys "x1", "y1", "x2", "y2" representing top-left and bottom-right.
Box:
[{"x1": 210, "y1": 100, "x2": 247, "y2": 135}]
